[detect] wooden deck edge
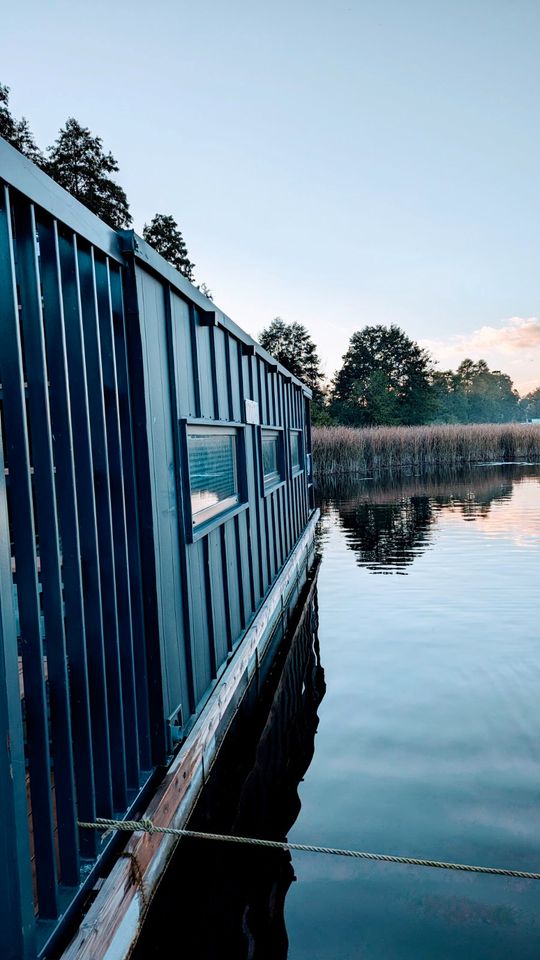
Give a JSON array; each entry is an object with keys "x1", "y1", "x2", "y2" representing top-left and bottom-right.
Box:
[{"x1": 59, "y1": 511, "x2": 319, "y2": 960}]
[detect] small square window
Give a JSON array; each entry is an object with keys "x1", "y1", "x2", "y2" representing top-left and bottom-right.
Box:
[
  {"x1": 187, "y1": 427, "x2": 239, "y2": 525},
  {"x1": 262, "y1": 430, "x2": 281, "y2": 488},
  {"x1": 290, "y1": 430, "x2": 302, "y2": 472}
]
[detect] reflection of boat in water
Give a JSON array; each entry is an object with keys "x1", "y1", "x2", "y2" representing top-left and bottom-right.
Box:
[{"x1": 132, "y1": 566, "x2": 325, "y2": 960}]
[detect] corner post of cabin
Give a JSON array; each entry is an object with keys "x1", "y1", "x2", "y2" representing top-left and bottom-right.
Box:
[{"x1": 116, "y1": 230, "x2": 170, "y2": 765}]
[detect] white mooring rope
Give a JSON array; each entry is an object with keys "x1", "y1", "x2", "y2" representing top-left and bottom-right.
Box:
[{"x1": 77, "y1": 818, "x2": 540, "y2": 881}]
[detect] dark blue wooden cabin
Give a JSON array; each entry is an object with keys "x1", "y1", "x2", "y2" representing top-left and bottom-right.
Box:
[{"x1": 0, "y1": 136, "x2": 315, "y2": 959}]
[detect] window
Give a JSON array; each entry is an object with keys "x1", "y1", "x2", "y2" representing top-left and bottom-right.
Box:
[
  {"x1": 290, "y1": 430, "x2": 302, "y2": 472},
  {"x1": 187, "y1": 426, "x2": 239, "y2": 525},
  {"x1": 262, "y1": 430, "x2": 281, "y2": 488}
]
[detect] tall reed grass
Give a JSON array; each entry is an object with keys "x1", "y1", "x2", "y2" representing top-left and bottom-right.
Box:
[{"x1": 312, "y1": 423, "x2": 540, "y2": 476}]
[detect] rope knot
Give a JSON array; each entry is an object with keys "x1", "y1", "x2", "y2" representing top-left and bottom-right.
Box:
[{"x1": 141, "y1": 818, "x2": 155, "y2": 834}]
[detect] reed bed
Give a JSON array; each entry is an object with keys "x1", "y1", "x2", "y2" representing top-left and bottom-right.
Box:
[{"x1": 312, "y1": 423, "x2": 540, "y2": 476}]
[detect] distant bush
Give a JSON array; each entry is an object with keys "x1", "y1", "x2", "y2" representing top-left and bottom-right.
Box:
[{"x1": 312, "y1": 423, "x2": 540, "y2": 476}]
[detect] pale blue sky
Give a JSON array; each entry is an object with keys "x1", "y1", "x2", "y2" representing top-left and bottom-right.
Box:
[{"x1": 2, "y1": 0, "x2": 540, "y2": 391}]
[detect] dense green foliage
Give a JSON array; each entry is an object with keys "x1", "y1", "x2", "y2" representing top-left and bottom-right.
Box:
[
  {"x1": 331, "y1": 325, "x2": 434, "y2": 426},
  {"x1": 258, "y1": 318, "x2": 329, "y2": 423},
  {"x1": 143, "y1": 214, "x2": 195, "y2": 280},
  {"x1": 46, "y1": 119, "x2": 131, "y2": 228},
  {"x1": 431, "y1": 359, "x2": 520, "y2": 424},
  {"x1": 261, "y1": 319, "x2": 536, "y2": 426},
  {"x1": 521, "y1": 386, "x2": 540, "y2": 420}
]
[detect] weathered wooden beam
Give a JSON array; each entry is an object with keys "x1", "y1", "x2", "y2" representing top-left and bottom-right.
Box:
[{"x1": 61, "y1": 511, "x2": 318, "y2": 960}]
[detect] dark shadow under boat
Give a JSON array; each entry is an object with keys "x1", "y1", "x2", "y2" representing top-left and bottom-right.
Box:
[{"x1": 132, "y1": 564, "x2": 326, "y2": 960}]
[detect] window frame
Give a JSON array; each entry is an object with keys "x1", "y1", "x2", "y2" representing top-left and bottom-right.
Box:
[
  {"x1": 181, "y1": 419, "x2": 247, "y2": 540},
  {"x1": 289, "y1": 428, "x2": 303, "y2": 475},
  {"x1": 261, "y1": 426, "x2": 284, "y2": 494}
]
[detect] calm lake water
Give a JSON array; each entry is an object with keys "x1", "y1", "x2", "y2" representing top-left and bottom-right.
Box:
[{"x1": 134, "y1": 463, "x2": 540, "y2": 960}]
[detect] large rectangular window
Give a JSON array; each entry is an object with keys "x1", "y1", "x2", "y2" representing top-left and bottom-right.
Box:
[
  {"x1": 187, "y1": 426, "x2": 239, "y2": 525},
  {"x1": 262, "y1": 430, "x2": 281, "y2": 488}
]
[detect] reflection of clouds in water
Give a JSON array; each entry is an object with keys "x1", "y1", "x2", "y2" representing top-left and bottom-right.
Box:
[
  {"x1": 319, "y1": 466, "x2": 540, "y2": 573},
  {"x1": 437, "y1": 482, "x2": 540, "y2": 547},
  {"x1": 452, "y1": 803, "x2": 540, "y2": 843}
]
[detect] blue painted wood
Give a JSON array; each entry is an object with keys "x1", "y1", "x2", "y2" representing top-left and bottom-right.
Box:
[
  {"x1": 1, "y1": 143, "x2": 314, "y2": 951},
  {"x1": 57, "y1": 229, "x2": 114, "y2": 818},
  {"x1": 13, "y1": 197, "x2": 79, "y2": 886},
  {"x1": 0, "y1": 186, "x2": 58, "y2": 918},
  {"x1": 109, "y1": 266, "x2": 152, "y2": 770},
  {"x1": 36, "y1": 213, "x2": 97, "y2": 858},
  {"x1": 164, "y1": 285, "x2": 196, "y2": 721},
  {"x1": 0, "y1": 419, "x2": 36, "y2": 959},
  {"x1": 77, "y1": 244, "x2": 127, "y2": 810},
  {"x1": 94, "y1": 256, "x2": 140, "y2": 788}
]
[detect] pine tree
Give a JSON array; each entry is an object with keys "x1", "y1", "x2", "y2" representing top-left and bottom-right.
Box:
[
  {"x1": 142, "y1": 214, "x2": 195, "y2": 281},
  {"x1": 46, "y1": 118, "x2": 131, "y2": 228},
  {"x1": 258, "y1": 318, "x2": 323, "y2": 391},
  {"x1": 0, "y1": 83, "x2": 43, "y2": 165},
  {"x1": 259, "y1": 318, "x2": 329, "y2": 422}
]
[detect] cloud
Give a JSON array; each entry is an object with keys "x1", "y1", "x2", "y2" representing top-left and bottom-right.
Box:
[
  {"x1": 421, "y1": 317, "x2": 540, "y2": 393},
  {"x1": 426, "y1": 317, "x2": 540, "y2": 361},
  {"x1": 459, "y1": 317, "x2": 540, "y2": 354}
]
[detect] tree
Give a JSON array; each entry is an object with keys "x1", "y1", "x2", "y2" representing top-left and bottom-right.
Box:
[
  {"x1": 258, "y1": 318, "x2": 329, "y2": 421},
  {"x1": 143, "y1": 214, "x2": 195, "y2": 280},
  {"x1": 331, "y1": 324, "x2": 434, "y2": 426},
  {"x1": 521, "y1": 386, "x2": 540, "y2": 420},
  {"x1": 46, "y1": 118, "x2": 131, "y2": 228},
  {"x1": 430, "y1": 369, "x2": 469, "y2": 423},
  {"x1": 0, "y1": 83, "x2": 43, "y2": 165},
  {"x1": 259, "y1": 318, "x2": 322, "y2": 390},
  {"x1": 455, "y1": 359, "x2": 520, "y2": 423}
]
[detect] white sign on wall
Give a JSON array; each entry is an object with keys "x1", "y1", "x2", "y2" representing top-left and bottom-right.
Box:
[{"x1": 245, "y1": 399, "x2": 260, "y2": 425}]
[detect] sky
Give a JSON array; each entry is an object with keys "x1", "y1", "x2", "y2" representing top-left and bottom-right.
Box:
[{"x1": 2, "y1": 0, "x2": 540, "y2": 393}]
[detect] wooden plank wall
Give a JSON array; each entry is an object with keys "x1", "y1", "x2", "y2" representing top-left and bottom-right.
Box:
[
  {"x1": 131, "y1": 260, "x2": 311, "y2": 738},
  {"x1": 0, "y1": 137, "x2": 313, "y2": 958}
]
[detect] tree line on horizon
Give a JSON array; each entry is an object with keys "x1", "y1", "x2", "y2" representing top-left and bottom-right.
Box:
[
  {"x1": 258, "y1": 318, "x2": 540, "y2": 427},
  {"x1": 3, "y1": 82, "x2": 538, "y2": 428}
]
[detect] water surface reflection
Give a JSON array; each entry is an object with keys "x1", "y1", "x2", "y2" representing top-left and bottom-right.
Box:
[
  {"x1": 286, "y1": 463, "x2": 540, "y2": 959},
  {"x1": 318, "y1": 464, "x2": 538, "y2": 573},
  {"x1": 132, "y1": 580, "x2": 325, "y2": 960}
]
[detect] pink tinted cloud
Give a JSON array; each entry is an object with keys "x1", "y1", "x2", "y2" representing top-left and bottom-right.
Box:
[
  {"x1": 422, "y1": 317, "x2": 540, "y2": 393},
  {"x1": 463, "y1": 317, "x2": 540, "y2": 353}
]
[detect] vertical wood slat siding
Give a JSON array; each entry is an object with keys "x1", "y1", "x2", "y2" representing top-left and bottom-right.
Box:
[
  {"x1": 12, "y1": 199, "x2": 80, "y2": 886},
  {"x1": 58, "y1": 230, "x2": 114, "y2": 819},
  {"x1": 0, "y1": 139, "x2": 313, "y2": 955},
  {"x1": 94, "y1": 257, "x2": 140, "y2": 789},
  {"x1": 77, "y1": 244, "x2": 128, "y2": 811},
  {"x1": 109, "y1": 264, "x2": 153, "y2": 770},
  {"x1": 0, "y1": 187, "x2": 58, "y2": 919},
  {"x1": 131, "y1": 268, "x2": 313, "y2": 733},
  {"x1": 134, "y1": 269, "x2": 192, "y2": 728},
  {"x1": 0, "y1": 417, "x2": 36, "y2": 960},
  {"x1": 36, "y1": 215, "x2": 98, "y2": 859}
]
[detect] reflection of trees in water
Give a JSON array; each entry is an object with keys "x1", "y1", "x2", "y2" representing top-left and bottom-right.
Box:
[
  {"x1": 132, "y1": 584, "x2": 325, "y2": 960},
  {"x1": 319, "y1": 465, "x2": 538, "y2": 573},
  {"x1": 339, "y1": 496, "x2": 434, "y2": 573}
]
